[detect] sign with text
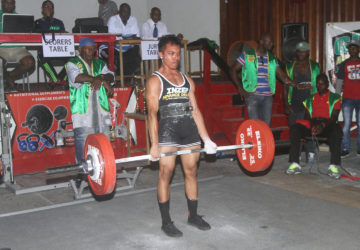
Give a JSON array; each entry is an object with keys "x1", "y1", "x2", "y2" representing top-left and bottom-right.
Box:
[
  {"x1": 42, "y1": 35, "x2": 76, "y2": 57},
  {"x1": 141, "y1": 40, "x2": 159, "y2": 60}
]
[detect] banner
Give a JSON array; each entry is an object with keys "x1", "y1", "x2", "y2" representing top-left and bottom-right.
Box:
[
  {"x1": 6, "y1": 88, "x2": 147, "y2": 175},
  {"x1": 325, "y1": 21, "x2": 360, "y2": 92},
  {"x1": 141, "y1": 40, "x2": 159, "y2": 60},
  {"x1": 42, "y1": 34, "x2": 76, "y2": 57}
]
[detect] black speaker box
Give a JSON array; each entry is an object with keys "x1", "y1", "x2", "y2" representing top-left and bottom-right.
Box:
[
  {"x1": 281, "y1": 23, "x2": 308, "y2": 64},
  {"x1": 72, "y1": 17, "x2": 108, "y2": 33}
]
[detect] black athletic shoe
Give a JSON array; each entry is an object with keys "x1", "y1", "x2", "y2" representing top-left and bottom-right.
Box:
[
  {"x1": 341, "y1": 150, "x2": 350, "y2": 158},
  {"x1": 188, "y1": 215, "x2": 211, "y2": 230},
  {"x1": 161, "y1": 221, "x2": 183, "y2": 237}
]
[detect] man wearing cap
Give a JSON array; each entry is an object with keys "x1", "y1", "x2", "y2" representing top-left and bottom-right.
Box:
[
  {"x1": 283, "y1": 41, "x2": 321, "y2": 126},
  {"x1": 335, "y1": 39, "x2": 360, "y2": 158},
  {"x1": 230, "y1": 32, "x2": 296, "y2": 126},
  {"x1": 65, "y1": 37, "x2": 114, "y2": 165}
]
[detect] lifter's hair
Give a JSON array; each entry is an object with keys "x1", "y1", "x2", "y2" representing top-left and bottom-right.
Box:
[{"x1": 158, "y1": 35, "x2": 181, "y2": 52}]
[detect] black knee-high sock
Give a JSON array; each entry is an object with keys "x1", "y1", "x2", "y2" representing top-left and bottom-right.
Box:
[
  {"x1": 158, "y1": 200, "x2": 171, "y2": 225},
  {"x1": 187, "y1": 198, "x2": 198, "y2": 218}
]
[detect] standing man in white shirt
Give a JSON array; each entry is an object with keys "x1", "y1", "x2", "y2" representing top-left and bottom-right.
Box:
[
  {"x1": 99, "y1": 3, "x2": 141, "y2": 76},
  {"x1": 141, "y1": 7, "x2": 183, "y2": 41}
]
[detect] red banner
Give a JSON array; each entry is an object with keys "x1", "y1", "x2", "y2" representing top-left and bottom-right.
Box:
[{"x1": 6, "y1": 88, "x2": 147, "y2": 175}]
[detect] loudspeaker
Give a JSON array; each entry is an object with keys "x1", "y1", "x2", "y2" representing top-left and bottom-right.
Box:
[{"x1": 281, "y1": 23, "x2": 308, "y2": 64}]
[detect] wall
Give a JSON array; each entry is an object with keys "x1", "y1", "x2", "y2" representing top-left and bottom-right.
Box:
[{"x1": 220, "y1": 0, "x2": 360, "y2": 69}]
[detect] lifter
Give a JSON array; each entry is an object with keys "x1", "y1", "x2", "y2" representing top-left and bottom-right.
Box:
[{"x1": 146, "y1": 35, "x2": 217, "y2": 237}]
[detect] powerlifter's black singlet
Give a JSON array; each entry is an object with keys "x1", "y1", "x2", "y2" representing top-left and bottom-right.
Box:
[{"x1": 154, "y1": 71, "x2": 201, "y2": 148}]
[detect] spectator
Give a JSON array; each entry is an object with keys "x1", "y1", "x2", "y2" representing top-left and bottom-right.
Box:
[
  {"x1": 286, "y1": 74, "x2": 342, "y2": 179},
  {"x1": 34, "y1": 0, "x2": 67, "y2": 86},
  {"x1": 141, "y1": 7, "x2": 183, "y2": 40},
  {"x1": 65, "y1": 37, "x2": 114, "y2": 164},
  {"x1": 335, "y1": 39, "x2": 360, "y2": 158},
  {"x1": 98, "y1": 0, "x2": 117, "y2": 26},
  {"x1": 34, "y1": 0, "x2": 65, "y2": 33},
  {"x1": 99, "y1": 3, "x2": 141, "y2": 76},
  {"x1": 283, "y1": 42, "x2": 321, "y2": 126},
  {"x1": 230, "y1": 32, "x2": 296, "y2": 126},
  {"x1": 0, "y1": 0, "x2": 35, "y2": 92},
  {"x1": 283, "y1": 42, "x2": 321, "y2": 162}
]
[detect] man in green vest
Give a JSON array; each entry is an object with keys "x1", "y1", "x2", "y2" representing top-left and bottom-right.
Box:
[
  {"x1": 283, "y1": 42, "x2": 321, "y2": 163},
  {"x1": 230, "y1": 32, "x2": 296, "y2": 126},
  {"x1": 286, "y1": 74, "x2": 342, "y2": 179},
  {"x1": 65, "y1": 37, "x2": 114, "y2": 165},
  {"x1": 283, "y1": 41, "x2": 321, "y2": 126}
]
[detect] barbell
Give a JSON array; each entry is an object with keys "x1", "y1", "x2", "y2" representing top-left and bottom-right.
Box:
[{"x1": 46, "y1": 120, "x2": 275, "y2": 196}]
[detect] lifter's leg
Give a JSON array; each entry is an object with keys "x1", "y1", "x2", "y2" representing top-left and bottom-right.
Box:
[
  {"x1": 157, "y1": 146, "x2": 182, "y2": 237},
  {"x1": 181, "y1": 146, "x2": 211, "y2": 230}
]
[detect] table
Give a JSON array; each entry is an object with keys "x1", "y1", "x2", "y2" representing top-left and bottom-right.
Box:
[{"x1": 0, "y1": 33, "x2": 117, "y2": 71}]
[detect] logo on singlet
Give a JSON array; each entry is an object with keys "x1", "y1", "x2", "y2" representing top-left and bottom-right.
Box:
[{"x1": 162, "y1": 87, "x2": 189, "y2": 100}]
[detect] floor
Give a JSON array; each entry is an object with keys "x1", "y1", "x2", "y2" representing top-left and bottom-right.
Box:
[{"x1": 0, "y1": 143, "x2": 360, "y2": 250}]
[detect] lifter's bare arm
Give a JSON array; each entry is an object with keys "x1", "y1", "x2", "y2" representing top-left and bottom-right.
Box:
[{"x1": 146, "y1": 75, "x2": 162, "y2": 160}]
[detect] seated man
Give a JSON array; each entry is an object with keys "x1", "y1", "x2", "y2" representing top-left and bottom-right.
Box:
[
  {"x1": 0, "y1": 0, "x2": 35, "y2": 91},
  {"x1": 99, "y1": 3, "x2": 141, "y2": 76},
  {"x1": 98, "y1": 0, "x2": 117, "y2": 26},
  {"x1": 34, "y1": 0, "x2": 67, "y2": 86},
  {"x1": 65, "y1": 37, "x2": 114, "y2": 164},
  {"x1": 141, "y1": 7, "x2": 183, "y2": 40},
  {"x1": 286, "y1": 74, "x2": 342, "y2": 179}
]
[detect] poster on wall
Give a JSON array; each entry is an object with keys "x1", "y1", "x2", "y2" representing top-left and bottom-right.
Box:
[{"x1": 325, "y1": 21, "x2": 360, "y2": 92}]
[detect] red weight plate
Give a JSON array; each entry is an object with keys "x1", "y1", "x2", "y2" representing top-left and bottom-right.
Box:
[
  {"x1": 85, "y1": 134, "x2": 116, "y2": 195},
  {"x1": 235, "y1": 120, "x2": 275, "y2": 172}
]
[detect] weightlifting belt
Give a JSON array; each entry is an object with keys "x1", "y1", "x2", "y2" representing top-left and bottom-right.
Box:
[{"x1": 159, "y1": 103, "x2": 193, "y2": 118}]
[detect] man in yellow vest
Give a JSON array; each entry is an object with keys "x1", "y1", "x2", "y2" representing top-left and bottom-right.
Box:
[
  {"x1": 65, "y1": 37, "x2": 114, "y2": 164},
  {"x1": 230, "y1": 32, "x2": 296, "y2": 126},
  {"x1": 286, "y1": 74, "x2": 342, "y2": 179}
]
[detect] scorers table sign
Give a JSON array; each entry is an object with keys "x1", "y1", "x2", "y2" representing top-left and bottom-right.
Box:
[{"x1": 42, "y1": 35, "x2": 76, "y2": 57}]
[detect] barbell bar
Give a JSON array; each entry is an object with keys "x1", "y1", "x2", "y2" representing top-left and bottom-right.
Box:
[
  {"x1": 46, "y1": 119, "x2": 275, "y2": 196},
  {"x1": 46, "y1": 144, "x2": 253, "y2": 174}
]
